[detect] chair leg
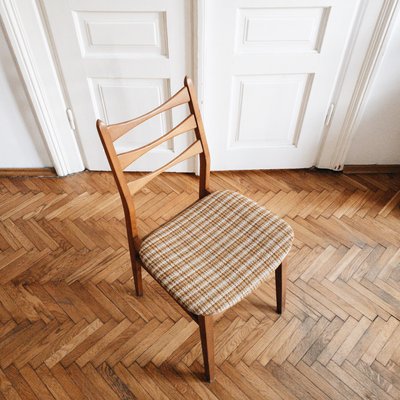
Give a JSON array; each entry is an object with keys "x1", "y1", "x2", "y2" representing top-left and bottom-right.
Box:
[
  {"x1": 132, "y1": 259, "x2": 143, "y2": 297},
  {"x1": 198, "y1": 315, "x2": 215, "y2": 382},
  {"x1": 128, "y1": 238, "x2": 143, "y2": 297},
  {"x1": 275, "y1": 259, "x2": 287, "y2": 314}
]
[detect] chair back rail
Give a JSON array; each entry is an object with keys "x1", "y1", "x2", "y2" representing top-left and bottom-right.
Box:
[
  {"x1": 107, "y1": 87, "x2": 191, "y2": 141},
  {"x1": 118, "y1": 114, "x2": 197, "y2": 170},
  {"x1": 128, "y1": 140, "x2": 203, "y2": 195},
  {"x1": 96, "y1": 76, "x2": 210, "y2": 251}
]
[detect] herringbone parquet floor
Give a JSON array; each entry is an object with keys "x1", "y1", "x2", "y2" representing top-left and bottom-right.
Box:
[{"x1": 0, "y1": 169, "x2": 400, "y2": 400}]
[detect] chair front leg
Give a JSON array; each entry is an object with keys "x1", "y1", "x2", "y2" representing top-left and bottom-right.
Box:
[
  {"x1": 275, "y1": 259, "x2": 287, "y2": 314},
  {"x1": 198, "y1": 315, "x2": 215, "y2": 382}
]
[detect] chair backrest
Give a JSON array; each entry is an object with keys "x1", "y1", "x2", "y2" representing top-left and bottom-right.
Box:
[{"x1": 96, "y1": 76, "x2": 210, "y2": 251}]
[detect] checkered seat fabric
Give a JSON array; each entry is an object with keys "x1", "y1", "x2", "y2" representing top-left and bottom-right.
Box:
[{"x1": 139, "y1": 190, "x2": 294, "y2": 316}]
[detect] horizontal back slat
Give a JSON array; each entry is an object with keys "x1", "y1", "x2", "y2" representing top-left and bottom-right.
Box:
[
  {"x1": 128, "y1": 140, "x2": 203, "y2": 194},
  {"x1": 108, "y1": 87, "x2": 191, "y2": 142},
  {"x1": 118, "y1": 114, "x2": 197, "y2": 170}
]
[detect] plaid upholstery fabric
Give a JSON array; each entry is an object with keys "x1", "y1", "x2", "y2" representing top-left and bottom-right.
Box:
[{"x1": 139, "y1": 190, "x2": 294, "y2": 316}]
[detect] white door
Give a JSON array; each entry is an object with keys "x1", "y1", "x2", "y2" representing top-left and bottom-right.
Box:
[
  {"x1": 202, "y1": 0, "x2": 361, "y2": 170},
  {"x1": 42, "y1": 0, "x2": 193, "y2": 172}
]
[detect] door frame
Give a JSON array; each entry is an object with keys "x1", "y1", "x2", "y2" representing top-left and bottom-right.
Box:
[
  {"x1": 317, "y1": 0, "x2": 400, "y2": 170},
  {"x1": 0, "y1": 0, "x2": 397, "y2": 175},
  {"x1": 0, "y1": 0, "x2": 84, "y2": 176}
]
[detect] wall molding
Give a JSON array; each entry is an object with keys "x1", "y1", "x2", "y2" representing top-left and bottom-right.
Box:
[
  {"x1": 192, "y1": 0, "x2": 205, "y2": 176},
  {"x1": 343, "y1": 164, "x2": 400, "y2": 174},
  {"x1": 0, "y1": 167, "x2": 56, "y2": 177},
  {"x1": 0, "y1": 0, "x2": 84, "y2": 176},
  {"x1": 317, "y1": 0, "x2": 399, "y2": 170},
  {"x1": 193, "y1": 0, "x2": 205, "y2": 108}
]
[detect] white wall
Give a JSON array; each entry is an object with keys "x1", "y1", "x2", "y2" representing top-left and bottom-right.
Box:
[
  {"x1": 345, "y1": 12, "x2": 400, "y2": 165},
  {"x1": 0, "y1": 22, "x2": 52, "y2": 168}
]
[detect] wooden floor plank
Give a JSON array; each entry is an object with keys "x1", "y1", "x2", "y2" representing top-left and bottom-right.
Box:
[{"x1": 1, "y1": 169, "x2": 399, "y2": 399}]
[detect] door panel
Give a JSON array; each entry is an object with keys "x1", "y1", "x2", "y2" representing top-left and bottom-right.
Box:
[
  {"x1": 42, "y1": 0, "x2": 192, "y2": 171},
  {"x1": 230, "y1": 74, "x2": 311, "y2": 147},
  {"x1": 203, "y1": 0, "x2": 361, "y2": 170},
  {"x1": 236, "y1": 7, "x2": 329, "y2": 54},
  {"x1": 73, "y1": 11, "x2": 168, "y2": 56}
]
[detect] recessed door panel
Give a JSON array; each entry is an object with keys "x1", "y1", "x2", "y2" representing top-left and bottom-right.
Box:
[
  {"x1": 230, "y1": 74, "x2": 312, "y2": 147},
  {"x1": 73, "y1": 11, "x2": 168, "y2": 57},
  {"x1": 236, "y1": 7, "x2": 329, "y2": 53}
]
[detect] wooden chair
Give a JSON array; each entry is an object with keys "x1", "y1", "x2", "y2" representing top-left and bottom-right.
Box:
[{"x1": 96, "y1": 76, "x2": 293, "y2": 382}]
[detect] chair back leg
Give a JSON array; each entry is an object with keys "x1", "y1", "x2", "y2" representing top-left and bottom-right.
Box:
[
  {"x1": 128, "y1": 237, "x2": 143, "y2": 296},
  {"x1": 132, "y1": 259, "x2": 143, "y2": 297},
  {"x1": 275, "y1": 259, "x2": 287, "y2": 314},
  {"x1": 198, "y1": 315, "x2": 215, "y2": 382}
]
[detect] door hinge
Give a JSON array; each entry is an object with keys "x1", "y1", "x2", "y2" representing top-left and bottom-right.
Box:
[
  {"x1": 66, "y1": 108, "x2": 76, "y2": 130},
  {"x1": 324, "y1": 103, "x2": 335, "y2": 126}
]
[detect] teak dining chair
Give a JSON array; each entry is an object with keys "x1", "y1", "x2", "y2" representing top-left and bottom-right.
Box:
[{"x1": 96, "y1": 76, "x2": 294, "y2": 382}]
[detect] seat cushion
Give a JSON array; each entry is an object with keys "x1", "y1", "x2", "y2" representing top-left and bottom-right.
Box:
[{"x1": 139, "y1": 190, "x2": 294, "y2": 315}]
